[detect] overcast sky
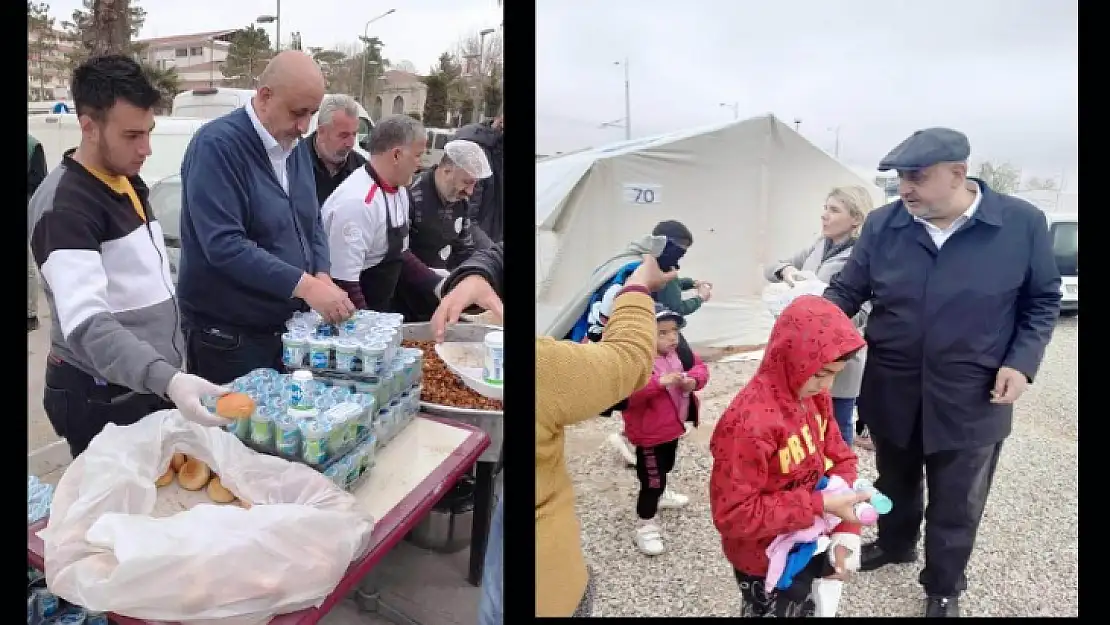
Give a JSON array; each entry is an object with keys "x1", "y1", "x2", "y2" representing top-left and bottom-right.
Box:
[
  {"x1": 536, "y1": 0, "x2": 1079, "y2": 189},
  {"x1": 45, "y1": 0, "x2": 501, "y2": 74}
]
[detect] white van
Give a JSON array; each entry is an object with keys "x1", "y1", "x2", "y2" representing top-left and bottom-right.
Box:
[
  {"x1": 28, "y1": 113, "x2": 212, "y2": 184},
  {"x1": 171, "y1": 88, "x2": 374, "y2": 157},
  {"x1": 1044, "y1": 212, "x2": 1078, "y2": 315},
  {"x1": 423, "y1": 127, "x2": 455, "y2": 169}
]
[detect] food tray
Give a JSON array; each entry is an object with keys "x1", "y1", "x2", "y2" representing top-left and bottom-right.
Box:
[{"x1": 402, "y1": 322, "x2": 503, "y2": 463}]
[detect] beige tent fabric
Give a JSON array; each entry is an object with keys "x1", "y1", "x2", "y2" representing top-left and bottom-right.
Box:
[{"x1": 535, "y1": 114, "x2": 884, "y2": 348}]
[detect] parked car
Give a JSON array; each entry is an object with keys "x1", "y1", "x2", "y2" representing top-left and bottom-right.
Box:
[
  {"x1": 1045, "y1": 212, "x2": 1078, "y2": 316},
  {"x1": 148, "y1": 174, "x2": 183, "y2": 283}
]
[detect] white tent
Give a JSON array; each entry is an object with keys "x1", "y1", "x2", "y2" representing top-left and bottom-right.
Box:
[{"x1": 535, "y1": 114, "x2": 885, "y2": 348}]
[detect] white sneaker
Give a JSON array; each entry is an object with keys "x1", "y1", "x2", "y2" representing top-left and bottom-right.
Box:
[
  {"x1": 608, "y1": 432, "x2": 637, "y2": 467},
  {"x1": 659, "y1": 489, "x2": 690, "y2": 509},
  {"x1": 634, "y1": 522, "x2": 665, "y2": 556}
]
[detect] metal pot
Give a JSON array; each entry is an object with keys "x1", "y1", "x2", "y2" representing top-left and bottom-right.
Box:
[
  {"x1": 402, "y1": 322, "x2": 503, "y2": 463},
  {"x1": 406, "y1": 476, "x2": 475, "y2": 553}
]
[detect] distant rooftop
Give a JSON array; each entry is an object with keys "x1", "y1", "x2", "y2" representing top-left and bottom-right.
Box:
[{"x1": 137, "y1": 29, "x2": 238, "y2": 47}]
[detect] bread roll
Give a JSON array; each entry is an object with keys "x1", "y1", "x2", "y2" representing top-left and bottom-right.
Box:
[
  {"x1": 155, "y1": 467, "x2": 175, "y2": 487},
  {"x1": 207, "y1": 475, "x2": 236, "y2": 503},
  {"x1": 171, "y1": 452, "x2": 187, "y2": 471},
  {"x1": 177, "y1": 458, "x2": 212, "y2": 491},
  {"x1": 216, "y1": 393, "x2": 255, "y2": 420}
]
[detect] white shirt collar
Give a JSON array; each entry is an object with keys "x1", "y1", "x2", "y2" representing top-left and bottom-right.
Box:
[
  {"x1": 912, "y1": 181, "x2": 981, "y2": 229},
  {"x1": 245, "y1": 99, "x2": 294, "y2": 157}
]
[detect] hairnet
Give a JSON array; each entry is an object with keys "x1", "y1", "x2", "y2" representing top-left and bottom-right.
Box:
[{"x1": 443, "y1": 140, "x2": 493, "y2": 179}]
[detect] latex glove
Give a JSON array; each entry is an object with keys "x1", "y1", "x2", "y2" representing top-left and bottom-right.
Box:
[
  {"x1": 166, "y1": 372, "x2": 232, "y2": 427},
  {"x1": 827, "y1": 532, "x2": 862, "y2": 574}
]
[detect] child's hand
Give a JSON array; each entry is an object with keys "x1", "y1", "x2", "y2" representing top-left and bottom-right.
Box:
[
  {"x1": 680, "y1": 375, "x2": 697, "y2": 392},
  {"x1": 659, "y1": 372, "x2": 683, "y2": 386},
  {"x1": 824, "y1": 545, "x2": 853, "y2": 581}
]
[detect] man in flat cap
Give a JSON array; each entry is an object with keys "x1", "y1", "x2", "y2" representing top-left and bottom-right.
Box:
[{"x1": 823, "y1": 127, "x2": 1061, "y2": 616}]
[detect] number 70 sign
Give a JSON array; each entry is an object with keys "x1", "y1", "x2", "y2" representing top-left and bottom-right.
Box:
[{"x1": 622, "y1": 183, "x2": 662, "y2": 205}]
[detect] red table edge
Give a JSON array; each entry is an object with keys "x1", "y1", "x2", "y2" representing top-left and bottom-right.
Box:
[{"x1": 28, "y1": 414, "x2": 491, "y2": 625}]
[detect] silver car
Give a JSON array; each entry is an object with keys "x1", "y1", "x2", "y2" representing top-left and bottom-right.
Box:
[{"x1": 147, "y1": 175, "x2": 183, "y2": 284}]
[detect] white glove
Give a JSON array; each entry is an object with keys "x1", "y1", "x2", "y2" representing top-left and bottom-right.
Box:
[
  {"x1": 166, "y1": 372, "x2": 232, "y2": 427},
  {"x1": 827, "y1": 532, "x2": 862, "y2": 572}
]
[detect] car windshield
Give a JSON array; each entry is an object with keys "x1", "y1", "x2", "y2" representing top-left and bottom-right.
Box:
[{"x1": 1050, "y1": 221, "x2": 1077, "y2": 276}]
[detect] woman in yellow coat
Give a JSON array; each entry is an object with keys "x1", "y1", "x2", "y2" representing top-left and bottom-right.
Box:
[{"x1": 535, "y1": 255, "x2": 674, "y2": 616}]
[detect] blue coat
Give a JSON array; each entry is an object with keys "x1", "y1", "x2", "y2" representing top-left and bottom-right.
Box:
[
  {"x1": 178, "y1": 108, "x2": 329, "y2": 332},
  {"x1": 824, "y1": 179, "x2": 1061, "y2": 453}
]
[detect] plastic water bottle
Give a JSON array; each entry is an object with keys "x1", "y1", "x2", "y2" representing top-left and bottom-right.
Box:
[
  {"x1": 852, "y1": 478, "x2": 893, "y2": 524},
  {"x1": 27, "y1": 476, "x2": 54, "y2": 524}
]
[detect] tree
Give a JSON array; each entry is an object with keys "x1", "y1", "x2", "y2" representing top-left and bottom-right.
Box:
[
  {"x1": 222, "y1": 25, "x2": 273, "y2": 88},
  {"x1": 452, "y1": 29, "x2": 503, "y2": 123},
  {"x1": 976, "y1": 161, "x2": 1020, "y2": 195},
  {"x1": 1025, "y1": 177, "x2": 1058, "y2": 191},
  {"x1": 60, "y1": 0, "x2": 147, "y2": 75},
  {"x1": 354, "y1": 36, "x2": 389, "y2": 105},
  {"x1": 28, "y1": 2, "x2": 61, "y2": 100},
  {"x1": 422, "y1": 52, "x2": 464, "y2": 128},
  {"x1": 142, "y1": 64, "x2": 180, "y2": 113}
]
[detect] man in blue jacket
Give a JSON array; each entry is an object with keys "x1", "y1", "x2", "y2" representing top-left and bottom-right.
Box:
[
  {"x1": 179, "y1": 51, "x2": 354, "y2": 383},
  {"x1": 824, "y1": 128, "x2": 1061, "y2": 617}
]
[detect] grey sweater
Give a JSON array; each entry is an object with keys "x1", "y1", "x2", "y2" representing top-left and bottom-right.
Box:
[{"x1": 766, "y1": 238, "x2": 869, "y2": 399}]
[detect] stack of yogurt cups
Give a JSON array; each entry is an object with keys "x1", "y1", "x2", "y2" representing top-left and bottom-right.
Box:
[{"x1": 280, "y1": 310, "x2": 405, "y2": 376}]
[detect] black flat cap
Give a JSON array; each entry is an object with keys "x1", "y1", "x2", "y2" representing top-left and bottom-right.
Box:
[{"x1": 878, "y1": 127, "x2": 970, "y2": 172}]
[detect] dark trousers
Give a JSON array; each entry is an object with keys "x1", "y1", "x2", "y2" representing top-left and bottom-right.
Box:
[
  {"x1": 634, "y1": 439, "x2": 679, "y2": 519},
  {"x1": 734, "y1": 555, "x2": 833, "y2": 617},
  {"x1": 184, "y1": 326, "x2": 284, "y2": 385},
  {"x1": 872, "y1": 431, "x2": 1004, "y2": 597},
  {"x1": 393, "y1": 283, "x2": 441, "y2": 323},
  {"x1": 830, "y1": 397, "x2": 856, "y2": 446},
  {"x1": 43, "y1": 357, "x2": 173, "y2": 458}
]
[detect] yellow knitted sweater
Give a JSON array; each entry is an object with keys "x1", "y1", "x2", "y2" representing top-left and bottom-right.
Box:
[{"x1": 534, "y1": 290, "x2": 656, "y2": 616}]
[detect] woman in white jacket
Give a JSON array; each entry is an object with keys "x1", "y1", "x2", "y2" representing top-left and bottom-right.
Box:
[{"x1": 765, "y1": 186, "x2": 875, "y2": 449}]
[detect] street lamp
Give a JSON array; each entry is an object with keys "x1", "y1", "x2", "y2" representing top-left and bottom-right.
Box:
[
  {"x1": 477, "y1": 27, "x2": 495, "y2": 120},
  {"x1": 719, "y1": 102, "x2": 739, "y2": 120},
  {"x1": 255, "y1": 1, "x2": 280, "y2": 51},
  {"x1": 358, "y1": 8, "x2": 396, "y2": 107},
  {"x1": 613, "y1": 58, "x2": 631, "y2": 140},
  {"x1": 827, "y1": 125, "x2": 842, "y2": 158}
]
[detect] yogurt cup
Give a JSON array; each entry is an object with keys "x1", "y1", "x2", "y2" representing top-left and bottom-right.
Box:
[
  {"x1": 335, "y1": 340, "x2": 358, "y2": 372},
  {"x1": 282, "y1": 333, "x2": 308, "y2": 368},
  {"x1": 308, "y1": 338, "x2": 332, "y2": 369}
]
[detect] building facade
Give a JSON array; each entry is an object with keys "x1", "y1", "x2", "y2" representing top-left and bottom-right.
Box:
[
  {"x1": 27, "y1": 28, "x2": 75, "y2": 100},
  {"x1": 135, "y1": 29, "x2": 237, "y2": 90},
  {"x1": 372, "y1": 70, "x2": 428, "y2": 122}
]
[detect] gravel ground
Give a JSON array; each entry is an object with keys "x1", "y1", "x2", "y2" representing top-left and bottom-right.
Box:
[{"x1": 564, "y1": 315, "x2": 1078, "y2": 617}]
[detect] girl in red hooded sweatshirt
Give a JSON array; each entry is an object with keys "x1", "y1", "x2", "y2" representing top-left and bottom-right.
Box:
[{"x1": 710, "y1": 295, "x2": 868, "y2": 617}]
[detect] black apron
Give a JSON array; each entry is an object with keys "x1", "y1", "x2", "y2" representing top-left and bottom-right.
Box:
[{"x1": 357, "y1": 164, "x2": 410, "y2": 313}]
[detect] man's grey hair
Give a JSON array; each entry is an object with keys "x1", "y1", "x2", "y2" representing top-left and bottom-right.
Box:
[
  {"x1": 368, "y1": 114, "x2": 425, "y2": 155},
  {"x1": 317, "y1": 94, "x2": 361, "y2": 127}
]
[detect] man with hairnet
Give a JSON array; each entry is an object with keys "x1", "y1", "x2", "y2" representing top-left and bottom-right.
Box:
[{"x1": 393, "y1": 139, "x2": 494, "y2": 322}]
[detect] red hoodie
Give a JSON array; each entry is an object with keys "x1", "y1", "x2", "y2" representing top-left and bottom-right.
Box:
[
  {"x1": 623, "y1": 350, "x2": 709, "y2": 447},
  {"x1": 709, "y1": 295, "x2": 867, "y2": 577}
]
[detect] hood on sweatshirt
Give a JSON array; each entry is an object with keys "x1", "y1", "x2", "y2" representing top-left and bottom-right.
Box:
[{"x1": 757, "y1": 295, "x2": 866, "y2": 399}]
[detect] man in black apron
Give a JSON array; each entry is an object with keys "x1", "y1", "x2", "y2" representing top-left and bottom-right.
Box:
[
  {"x1": 322, "y1": 114, "x2": 427, "y2": 312},
  {"x1": 394, "y1": 139, "x2": 492, "y2": 322}
]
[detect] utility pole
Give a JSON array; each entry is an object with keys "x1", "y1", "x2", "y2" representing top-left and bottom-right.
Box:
[
  {"x1": 622, "y1": 57, "x2": 631, "y2": 140},
  {"x1": 719, "y1": 102, "x2": 739, "y2": 119}
]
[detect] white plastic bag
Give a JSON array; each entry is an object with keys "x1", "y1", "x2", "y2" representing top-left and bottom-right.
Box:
[
  {"x1": 762, "y1": 272, "x2": 829, "y2": 318},
  {"x1": 40, "y1": 410, "x2": 375, "y2": 625}
]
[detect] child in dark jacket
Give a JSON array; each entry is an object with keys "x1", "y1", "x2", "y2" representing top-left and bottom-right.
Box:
[
  {"x1": 623, "y1": 304, "x2": 709, "y2": 556},
  {"x1": 709, "y1": 295, "x2": 868, "y2": 617}
]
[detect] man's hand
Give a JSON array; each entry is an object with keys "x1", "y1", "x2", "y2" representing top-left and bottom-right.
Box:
[
  {"x1": 780, "y1": 266, "x2": 799, "y2": 286},
  {"x1": 626, "y1": 254, "x2": 678, "y2": 293},
  {"x1": 680, "y1": 375, "x2": 697, "y2": 392},
  {"x1": 431, "y1": 274, "x2": 504, "y2": 343},
  {"x1": 991, "y1": 366, "x2": 1028, "y2": 404},
  {"x1": 822, "y1": 490, "x2": 870, "y2": 524},
  {"x1": 296, "y1": 273, "x2": 355, "y2": 324},
  {"x1": 316, "y1": 272, "x2": 336, "y2": 287},
  {"x1": 166, "y1": 372, "x2": 232, "y2": 427}
]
